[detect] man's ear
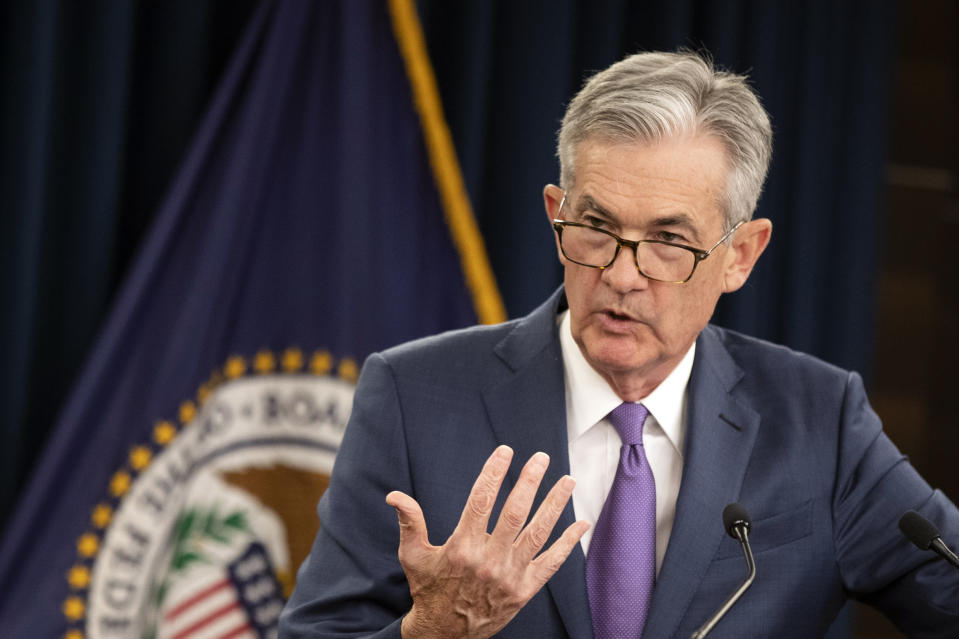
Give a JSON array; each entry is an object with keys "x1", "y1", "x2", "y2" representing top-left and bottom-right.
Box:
[
  {"x1": 543, "y1": 184, "x2": 566, "y2": 264},
  {"x1": 723, "y1": 218, "x2": 772, "y2": 292},
  {"x1": 543, "y1": 184, "x2": 564, "y2": 221}
]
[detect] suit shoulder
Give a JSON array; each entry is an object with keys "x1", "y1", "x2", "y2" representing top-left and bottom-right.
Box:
[
  {"x1": 364, "y1": 319, "x2": 523, "y2": 383},
  {"x1": 383, "y1": 320, "x2": 520, "y2": 358},
  {"x1": 704, "y1": 324, "x2": 851, "y2": 386},
  {"x1": 700, "y1": 325, "x2": 869, "y2": 441}
]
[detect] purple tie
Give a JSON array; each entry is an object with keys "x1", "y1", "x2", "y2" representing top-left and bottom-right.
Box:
[{"x1": 586, "y1": 402, "x2": 656, "y2": 639}]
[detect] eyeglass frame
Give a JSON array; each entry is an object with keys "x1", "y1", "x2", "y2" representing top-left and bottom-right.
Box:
[{"x1": 551, "y1": 192, "x2": 745, "y2": 284}]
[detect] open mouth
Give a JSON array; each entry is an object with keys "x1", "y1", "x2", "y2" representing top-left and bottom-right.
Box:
[{"x1": 605, "y1": 310, "x2": 633, "y2": 322}]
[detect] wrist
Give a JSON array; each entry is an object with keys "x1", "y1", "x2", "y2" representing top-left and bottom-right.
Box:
[
  {"x1": 402, "y1": 605, "x2": 471, "y2": 639},
  {"x1": 401, "y1": 606, "x2": 433, "y2": 639}
]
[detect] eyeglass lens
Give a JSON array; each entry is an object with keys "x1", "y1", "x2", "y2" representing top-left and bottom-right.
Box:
[{"x1": 560, "y1": 225, "x2": 696, "y2": 282}]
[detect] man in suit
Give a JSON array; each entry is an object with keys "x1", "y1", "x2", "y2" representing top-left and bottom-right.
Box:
[{"x1": 280, "y1": 51, "x2": 959, "y2": 638}]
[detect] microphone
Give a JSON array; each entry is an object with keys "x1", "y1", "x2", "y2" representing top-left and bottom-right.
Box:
[
  {"x1": 898, "y1": 510, "x2": 959, "y2": 569},
  {"x1": 690, "y1": 503, "x2": 757, "y2": 639}
]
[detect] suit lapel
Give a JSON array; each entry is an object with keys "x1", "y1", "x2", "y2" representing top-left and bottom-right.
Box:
[
  {"x1": 482, "y1": 289, "x2": 593, "y2": 639},
  {"x1": 642, "y1": 326, "x2": 760, "y2": 639}
]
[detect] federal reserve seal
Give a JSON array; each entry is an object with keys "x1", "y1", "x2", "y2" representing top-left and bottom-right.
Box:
[{"x1": 65, "y1": 349, "x2": 357, "y2": 639}]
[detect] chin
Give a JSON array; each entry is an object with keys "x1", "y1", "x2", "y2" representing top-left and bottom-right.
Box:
[{"x1": 582, "y1": 336, "x2": 657, "y2": 376}]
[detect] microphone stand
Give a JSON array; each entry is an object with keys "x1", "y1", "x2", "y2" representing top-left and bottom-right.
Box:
[{"x1": 690, "y1": 522, "x2": 756, "y2": 639}]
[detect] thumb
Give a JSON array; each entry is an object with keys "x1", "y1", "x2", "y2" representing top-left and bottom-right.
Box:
[{"x1": 386, "y1": 491, "x2": 431, "y2": 562}]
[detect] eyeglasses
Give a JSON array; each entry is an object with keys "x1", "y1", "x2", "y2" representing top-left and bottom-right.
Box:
[{"x1": 552, "y1": 193, "x2": 743, "y2": 284}]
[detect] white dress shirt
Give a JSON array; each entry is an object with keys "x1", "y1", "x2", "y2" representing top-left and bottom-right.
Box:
[{"x1": 558, "y1": 310, "x2": 693, "y2": 575}]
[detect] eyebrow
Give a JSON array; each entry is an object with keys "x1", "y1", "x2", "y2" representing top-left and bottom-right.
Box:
[
  {"x1": 573, "y1": 194, "x2": 616, "y2": 221},
  {"x1": 573, "y1": 193, "x2": 704, "y2": 243}
]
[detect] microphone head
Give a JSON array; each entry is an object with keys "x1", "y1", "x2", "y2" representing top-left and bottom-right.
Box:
[
  {"x1": 899, "y1": 510, "x2": 941, "y2": 550},
  {"x1": 722, "y1": 503, "x2": 752, "y2": 538}
]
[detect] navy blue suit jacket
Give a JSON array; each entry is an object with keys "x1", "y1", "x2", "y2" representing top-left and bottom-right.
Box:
[{"x1": 280, "y1": 288, "x2": 959, "y2": 638}]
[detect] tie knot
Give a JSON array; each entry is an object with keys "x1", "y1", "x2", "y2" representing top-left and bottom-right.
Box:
[{"x1": 608, "y1": 402, "x2": 648, "y2": 445}]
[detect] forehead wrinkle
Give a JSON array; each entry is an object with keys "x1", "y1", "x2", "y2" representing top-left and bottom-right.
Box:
[{"x1": 573, "y1": 137, "x2": 727, "y2": 226}]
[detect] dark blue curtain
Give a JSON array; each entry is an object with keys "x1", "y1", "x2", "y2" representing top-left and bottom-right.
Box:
[{"x1": 0, "y1": 0, "x2": 257, "y2": 531}]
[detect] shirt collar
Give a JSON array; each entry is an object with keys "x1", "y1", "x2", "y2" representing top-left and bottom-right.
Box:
[{"x1": 559, "y1": 309, "x2": 693, "y2": 457}]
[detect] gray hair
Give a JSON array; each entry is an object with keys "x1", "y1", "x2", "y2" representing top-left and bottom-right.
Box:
[{"x1": 558, "y1": 50, "x2": 772, "y2": 229}]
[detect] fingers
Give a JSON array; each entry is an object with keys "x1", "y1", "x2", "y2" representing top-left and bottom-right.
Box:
[
  {"x1": 386, "y1": 491, "x2": 432, "y2": 565},
  {"x1": 394, "y1": 446, "x2": 579, "y2": 571},
  {"x1": 513, "y1": 474, "x2": 578, "y2": 563},
  {"x1": 490, "y1": 451, "x2": 550, "y2": 546},
  {"x1": 455, "y1": 445, "x2": 514, "y2": 536}
]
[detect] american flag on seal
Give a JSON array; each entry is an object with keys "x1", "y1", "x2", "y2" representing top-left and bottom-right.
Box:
[{"x1": 158, "y1": 543, "x2": 283, "y2": 639}]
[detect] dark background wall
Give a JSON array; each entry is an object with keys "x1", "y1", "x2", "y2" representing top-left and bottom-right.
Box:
[
  {"x1": 861, "y1": 1, "x2": 959, "y2": 636},
  {"x1": 0, "y1": 2, "x2": 954, "y2": 637}
]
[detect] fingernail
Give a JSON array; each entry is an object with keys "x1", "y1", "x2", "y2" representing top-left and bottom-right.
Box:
[
  {"x1": 531, "y1": 451, "x2": 549, "y2": 469},
  {"x1": 495, "y1": 445, "x2": 513, "y2": 459},
  {"x1": 561, "y1": 475, "x2": 575, "y2": 490}
]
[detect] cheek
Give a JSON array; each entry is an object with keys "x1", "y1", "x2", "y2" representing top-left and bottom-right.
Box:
[
  {"x1": 563, "y1": 269, "x2": 602, "y2": 339},
  {"x1": 563, "y1": 266, "x2": 595, "y2": 306},
  {"x1": 671, "y1": 283, "x2": 721, "y2": 330}
]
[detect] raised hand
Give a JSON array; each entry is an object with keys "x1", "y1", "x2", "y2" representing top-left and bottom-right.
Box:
[{"x1": 385, "y1": 445, "x2": 589, "y2": 639}]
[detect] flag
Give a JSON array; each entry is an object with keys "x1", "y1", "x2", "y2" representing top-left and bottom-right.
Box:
[{"x1": 0, "y1": 1, "x2": 504, "y2": 637}]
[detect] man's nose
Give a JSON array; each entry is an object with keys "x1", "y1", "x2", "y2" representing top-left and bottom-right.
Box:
[{"x1": 601, "y1": 244, "x2": 650, "y2": 292}]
